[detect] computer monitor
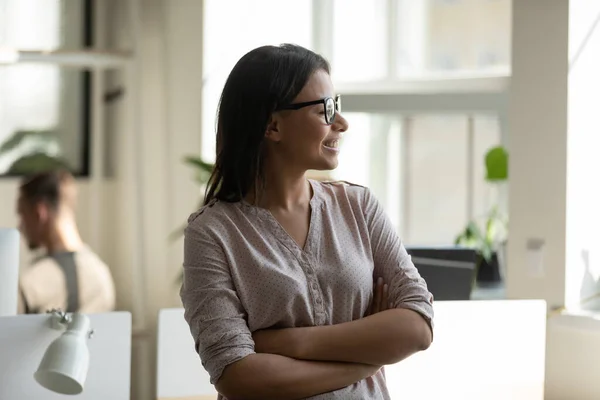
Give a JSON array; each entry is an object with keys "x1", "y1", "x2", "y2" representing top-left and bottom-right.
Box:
[
  {"x1": 406, "y1": 246, "x2": 477, "y2": 301},
  {"x1": 0, "y1": 228, "x2": 20, "y2": 316}
]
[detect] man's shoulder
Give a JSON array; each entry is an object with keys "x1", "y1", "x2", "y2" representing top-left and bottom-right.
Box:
[
  {"x1": 76, "y1": 245, "x2": 107, "y2": 263},
  {"x1": 20, "y1": 256, "x2": 64, "y2": 300},
  {"x1": 24, "y1": 256, "x2": 61, "y2": 275}
]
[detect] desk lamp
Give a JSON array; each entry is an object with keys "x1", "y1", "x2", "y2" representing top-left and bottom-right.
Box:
[{"x1": 34, "y1": 309, "x2": 94, "y2": 395}]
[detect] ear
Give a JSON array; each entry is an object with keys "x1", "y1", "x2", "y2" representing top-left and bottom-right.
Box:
[
  {"x1": 35, "y1": 202, "x2": 50, "y2": 223},
  {"x1": 265, "y1": 115, "x2": 283, "y2": 143}
]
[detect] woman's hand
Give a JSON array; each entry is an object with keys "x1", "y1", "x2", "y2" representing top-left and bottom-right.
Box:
[{"x1": 367, "y1": 277, "x2": 390, "y2": 316}]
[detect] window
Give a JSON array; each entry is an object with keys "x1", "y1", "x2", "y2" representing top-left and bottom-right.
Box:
[
  {"x1": 329, "y1": 0, "x2": 511, "y2": 80},
  {"x1": 201, "y1": 0, "x2": 313, "y2": 163},
  {"x1": 0, "y1": 0, "x2": 92, "y2": 176},
  {"x1": 423, "y1": 0, "x2": 511, "y2": 73},
  {"x1": 332, "y1": 0, "x2": 388, "y2": 81},
  {"x1": 201, "y1": 0, "x2": 510, "y2": 245},
  {"x1": 332, "y1": 114, "x2": 502, "y2": 245}
]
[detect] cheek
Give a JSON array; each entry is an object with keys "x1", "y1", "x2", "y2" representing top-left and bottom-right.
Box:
[
  {"x1": 306, "y1": 120, "x2": 329, "y2": 145},
  {"x1": 280, "y1": 115, "x2": 329, "y2": 155},
  {"x1": 287, "y1": 123, "x2": 326, "y2": 148}
]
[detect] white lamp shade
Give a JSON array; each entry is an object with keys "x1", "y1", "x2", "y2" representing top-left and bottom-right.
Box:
[{"x1": 34, "y1": 314, "x2": 91, "y2": 395}]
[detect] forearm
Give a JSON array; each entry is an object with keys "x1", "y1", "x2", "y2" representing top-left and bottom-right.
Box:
[
  {"x1": 216, "y1": 353, "x2": 379, "y2": 400},
  {"x1": 261, "y1": 308, "x2": 431, "y2": 366}
]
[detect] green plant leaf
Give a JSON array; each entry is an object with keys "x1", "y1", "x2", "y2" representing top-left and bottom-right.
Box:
[
  {"x1": 455, "y1": 219, "x2": 495, "y2": 263},
  {"x1": 0, "y1": 130, "x2": 57, "y2": 154},
  {"x1": 6, "y1": 152, "x2": 71, "y2": 175},
  {"x1": 171, "y1": 156, "x2": 214, "y2": 283},
  {"x1": 168, "y1": 224, "x2": 186, "y2": 242},
  {"x1": 183, "y1": 156, "x2": 214, "y2": 173},
  {"x1": 485, "y1": 145, "x2": 508, "y2": 182}
]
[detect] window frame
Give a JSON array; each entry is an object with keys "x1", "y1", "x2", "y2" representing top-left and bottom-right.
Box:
[
  {"x1": 0, "y1": 0, "x2": 95, "y2": 178},
  {"x1": 311, "y1": 0, "x2": 510, "y2": 240}
]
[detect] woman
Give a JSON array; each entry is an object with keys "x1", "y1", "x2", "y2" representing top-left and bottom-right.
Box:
[{"x1": 181, "y1": 44, "x2": 433, "y2": 400}]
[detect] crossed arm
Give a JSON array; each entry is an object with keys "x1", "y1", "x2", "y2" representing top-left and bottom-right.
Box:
[
  {"x1": 252, "y1": 279, "x2": 432, "y2": 366},
  {"x1": 216, "y1": 280, "x2": 432, "y2": 400}
]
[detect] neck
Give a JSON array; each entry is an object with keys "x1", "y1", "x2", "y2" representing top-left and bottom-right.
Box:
[
  {"x1": 249, "y1": 167, "x2": 311, "y2": 211},
  {"x1": 45, "y1": 215, "x2": 84, "y2": 254}
]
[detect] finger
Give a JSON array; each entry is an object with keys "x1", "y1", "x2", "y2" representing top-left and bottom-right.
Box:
[
  {"x1": 374, "y1": 277, "x2": 383, "y2": 312},
  {"x1": 381, "y1": 284, "x2": 389, "y2": 311},
  {"x1": 369, "y1": 283, "x2": 377, "y2": 315}
]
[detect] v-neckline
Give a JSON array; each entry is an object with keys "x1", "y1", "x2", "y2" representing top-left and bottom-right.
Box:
[
  {"x1": 267, "y1": 200, "x2": 315, "y2": 253},
  {"x1": 242, "y1": 179, "x2": 321, "y2": 255}
]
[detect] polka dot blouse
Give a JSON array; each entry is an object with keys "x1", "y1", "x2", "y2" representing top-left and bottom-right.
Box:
[{"x1": 180, "y1": 180, "x2": 434, "y2": 399}]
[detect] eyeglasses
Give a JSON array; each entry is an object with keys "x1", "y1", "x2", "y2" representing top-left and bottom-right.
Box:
[{"x1": 276, "y1": 95, "x2": 341, "y2": 125}]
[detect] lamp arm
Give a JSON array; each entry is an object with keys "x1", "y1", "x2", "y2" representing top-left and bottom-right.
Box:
[{"x1": 46, "y1": 308, "x2": 94, "y2": 338}]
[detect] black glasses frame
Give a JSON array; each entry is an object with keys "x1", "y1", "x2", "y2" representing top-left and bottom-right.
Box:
[{"x1": 276, "y1": 95, "x2": 341, "y2": 125}]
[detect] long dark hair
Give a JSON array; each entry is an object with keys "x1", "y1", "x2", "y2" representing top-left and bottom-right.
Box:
[{"x1": 203, "y1": 44, "x2": 330, "y2": 205}]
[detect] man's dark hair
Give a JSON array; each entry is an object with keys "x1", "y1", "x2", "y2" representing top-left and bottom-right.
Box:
[{"x1": 19, "y1": 169, "x2": 76, "y2": 212}]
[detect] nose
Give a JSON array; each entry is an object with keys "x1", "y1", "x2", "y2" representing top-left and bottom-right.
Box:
[{"x1": 333, "y1": 112, "x2": 348, "y2": 133}]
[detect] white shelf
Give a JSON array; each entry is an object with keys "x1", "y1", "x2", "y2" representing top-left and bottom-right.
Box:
[
  {"x1": 0, "y1": 49, "x2": 133, "y2": 68},
  {"x1": 335, "y1": 70, "x2": 511, "y2": 95}
]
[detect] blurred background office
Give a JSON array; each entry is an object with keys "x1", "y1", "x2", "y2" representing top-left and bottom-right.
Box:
[{"x1": 1, "y1": 0, "x2": 600, "y2": 399}]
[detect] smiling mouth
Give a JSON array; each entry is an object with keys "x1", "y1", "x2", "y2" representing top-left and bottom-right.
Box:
[{"x1": 323, "y1": 139, "x2": 340, "y2": 150}]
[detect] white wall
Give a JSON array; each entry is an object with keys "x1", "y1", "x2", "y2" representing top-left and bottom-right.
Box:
[
  {"x1": 507, "y1": 0, "x2": 569, "y2": 307},
  {"x1": 509, "y1": 0, "x2": 600, "y2": 398}
]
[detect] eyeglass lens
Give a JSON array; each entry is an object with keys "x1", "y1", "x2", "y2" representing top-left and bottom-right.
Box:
[{"x1": 325, "y1": 98, "x2": 335, "y2": 124}]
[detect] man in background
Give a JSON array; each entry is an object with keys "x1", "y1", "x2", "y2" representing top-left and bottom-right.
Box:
[{"x1": 16, "y1": 169, "x2": 115, "y2": 314}]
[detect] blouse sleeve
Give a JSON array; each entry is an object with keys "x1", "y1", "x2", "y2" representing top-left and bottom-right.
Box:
[
  {"x1": 180, "y1": 214, "x2": 256, "y2": 384},
  {"x1": 362, "y1": 187, "x2": 434, "y2": 332}
]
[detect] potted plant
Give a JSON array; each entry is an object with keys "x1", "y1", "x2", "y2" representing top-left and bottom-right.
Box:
[
  {"x1": 168, "y1": 155, "x2": 214, "y2": 242},
  {"x1": 454, "y1": 145, "x2": 508, "y2": 285},
  {"x1": 171, "y1": 155, "x2": 214, "y2": 283},
  {"x1": 0, "y1": 130, "x2": 72, "y2": 175}
]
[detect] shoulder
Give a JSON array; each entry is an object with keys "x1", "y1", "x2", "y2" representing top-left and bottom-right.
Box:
[
  {"x1": 20, "y1": 257, "x2": 63, "y2": 306},
  {"x1": 185, "y1": 200, "x2": 242, "y2": 241},
  {"x1": 312, "y1": 179, "x2": 371, "y2": 207},
  {"x1": 76, "y1": 246, "x2": 113, "y2": 275},
  {"x1": 21, "y1": 257, "x2": 61, "y2": 282}
]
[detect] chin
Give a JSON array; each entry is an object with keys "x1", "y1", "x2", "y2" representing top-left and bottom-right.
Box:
[{"x1": 311, "y1": 154, "x2": 339, "y2": 171}]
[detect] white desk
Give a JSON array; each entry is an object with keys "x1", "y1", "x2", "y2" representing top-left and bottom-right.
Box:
[
  {"x1": 0, "y1": 312, "x2": 132, "y2": 399},
  {"x1": 157, "y1": 308, "x2": 217, "y2": 400},
  {"x1": 156, "y1": 300, "x2": 546, "y2": 400},
  {"x1": 387, "y1": 300, "x2": 546, "y2": 399}
]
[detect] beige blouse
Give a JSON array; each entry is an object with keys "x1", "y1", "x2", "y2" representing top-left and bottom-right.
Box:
[{"x1": 180, "y1": 180, "x2": 434, "y2": 400}]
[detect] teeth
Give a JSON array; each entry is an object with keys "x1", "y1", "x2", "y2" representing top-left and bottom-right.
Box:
[{"x1": 324, "y1": 140, "x2": 339, "y2": 148}]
